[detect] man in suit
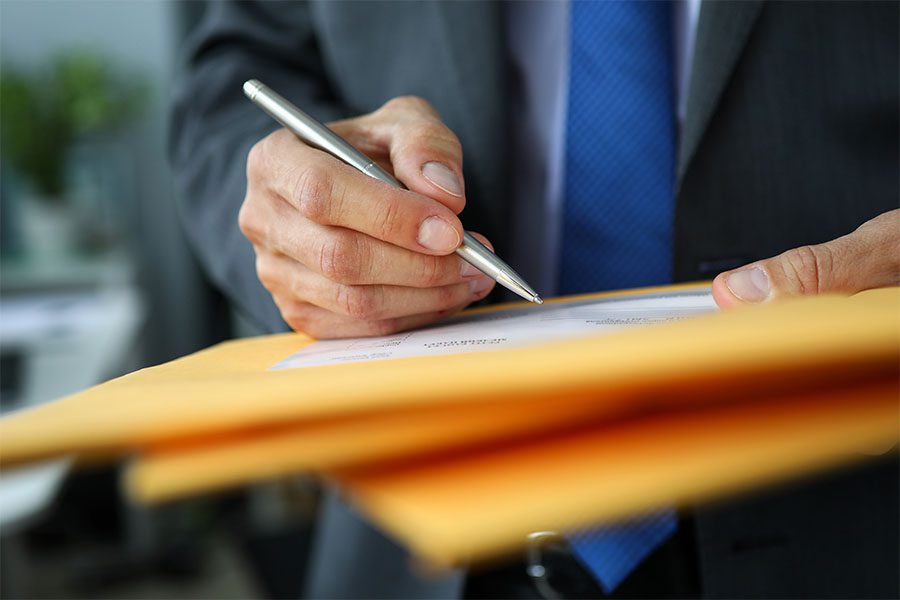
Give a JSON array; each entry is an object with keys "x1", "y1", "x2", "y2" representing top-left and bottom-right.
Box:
[{"x1": 170, "y1": 1, "x2": 898, "y2": 597}]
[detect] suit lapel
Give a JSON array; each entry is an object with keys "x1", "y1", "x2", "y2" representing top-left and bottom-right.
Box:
[
  {"x1": 431, "y1": 1, "x2": 507, "y2": 143},
  {"x1": 431, "y1": 0, "x2": 510, "y2": 247},
  {"x1": 677, "y1": 1, "x2": 765, "y2": 182}
]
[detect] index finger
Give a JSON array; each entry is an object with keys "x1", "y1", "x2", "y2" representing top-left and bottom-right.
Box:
[{"x1": 264, "y1": 134, "x2": 465, "y2": 255}]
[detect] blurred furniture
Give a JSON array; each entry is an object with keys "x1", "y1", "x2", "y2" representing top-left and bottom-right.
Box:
[
  {"x1": 0, "y1": 267, "x2": 143, "y2": 411},
  {"x1": 0, "y1": 256, "x2": 144, "y2": 512},
  {"x1": 0, "y1": 459, "x2": 72, "y2": 535}
]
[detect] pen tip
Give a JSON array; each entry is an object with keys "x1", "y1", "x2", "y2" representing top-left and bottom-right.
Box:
[{"x1": 533, "y1": 295, "x2": 544, "y2": 305}]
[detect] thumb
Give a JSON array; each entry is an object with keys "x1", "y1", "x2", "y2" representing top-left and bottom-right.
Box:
[
  {"x1": 370, "y1": 96, "x2": 466, "y2": 214},
  {"x1": 712, "y1": 210, "x2": 900, "y2": 308}
]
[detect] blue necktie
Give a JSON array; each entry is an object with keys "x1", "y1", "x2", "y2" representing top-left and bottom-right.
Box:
[{"x1": 560, "y1": 0, "x2": 677, "y2": 593}]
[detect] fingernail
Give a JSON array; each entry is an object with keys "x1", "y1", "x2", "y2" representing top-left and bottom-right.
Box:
[
  {"x1": 422, "y1": 162, "x2": 463, "y2": 196},
  {"x1": 470, "y1": 277, "x2": 492, "y2": 295},
  {"x1": 418, "y1": 216, "x2": 460, "y2": 252},
  {"x1": 460, "y1": 260, "x2": 481, "y2": 278},
  {"x1": 725, "y1": 266, "x2": 770, "y2": 303}
]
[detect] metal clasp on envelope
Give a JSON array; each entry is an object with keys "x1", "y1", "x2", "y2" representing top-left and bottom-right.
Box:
[{"x1": 525, "y1": 531, "x2": 565, "y2": 600}]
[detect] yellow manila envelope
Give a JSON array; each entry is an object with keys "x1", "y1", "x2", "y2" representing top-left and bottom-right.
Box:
[
  {"x1": 1, "y1": 286, "x2": 897, "y2": 507},
  {"x1": 334, "y1": 378, "x2": 898, "y2": 568},
  {"x1": 126, "y1": 393, "x2": 626, "y2": 503}
]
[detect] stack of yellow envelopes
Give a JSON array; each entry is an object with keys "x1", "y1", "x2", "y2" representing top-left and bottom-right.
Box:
[{"x1": 1, "y1": 284, "x2": 897, "y2": 567}]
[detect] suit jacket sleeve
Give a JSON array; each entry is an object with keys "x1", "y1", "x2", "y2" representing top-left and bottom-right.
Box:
[{"x1": 168, "y1": 0, "x2": 347, "y2": 332}]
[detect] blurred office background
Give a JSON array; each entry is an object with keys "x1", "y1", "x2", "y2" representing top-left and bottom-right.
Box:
[{"x1": 1, "y1": 2, "x2": 314, "y2": 597}]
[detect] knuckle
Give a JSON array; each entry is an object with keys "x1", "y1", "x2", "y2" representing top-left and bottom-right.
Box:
[
  {"x1": 238, "y1": 198, "x2": 259, "y2": 241},
  {"x1": 374, "y1": 197, "x2": 404, "y2": 241},
  {"x1": 286, "y1": 316, "x2": 311, "y2": 335},
  {"x1": 415, "y1": 120, "x2": 451, "y2": 142},
  {"x1": 334, "y1": 284, "x2": 380, "y2": 320},
  {"x1": 284, "y1": 313, "x2": 304, "y2": 332},
  {"x1": 783, "y1": 245, "x2": 830, "y2": 294},
  {"x1": 317, "y1": 232, "x2": 364, "y2": 284},
  {"x1": 384, "y1": 95, "x2": 436, "y2": 116},
  {"x1": 255, "y1": 254, "x2": 277, "y2": 290},
  {"x1": 293, "y1": 163, "x2": 334, "y2": 222},
  {"x1": 281, "y1": 302, "x2": 310, "y2": 333},
  {"x1": 435, "y1": 283, "x2": 462, "y2": 308},
  {"x1": 245, "y1": 139, "x2": 267, "y2": 180},
  {"x1": 381, "y1": 96, "x2": 407, "y2": 112},
  {"x1": 397, "y1": 121, "x2": 457, "y2": 157},
  {"x1": 369, "y1": 318, "x2": 402, "y2": 337},
  {"x1": 417, "y1": 255, "x2": 449, "y2": 287}
]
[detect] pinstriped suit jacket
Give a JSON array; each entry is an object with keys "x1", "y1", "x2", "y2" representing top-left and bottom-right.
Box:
[{"x1": 170, "y1": 2, "x2": 899, "y2": 597}]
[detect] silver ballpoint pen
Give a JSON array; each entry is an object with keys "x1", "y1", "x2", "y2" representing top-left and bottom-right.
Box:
[{"x1": 243, "y1": 79, "x2": 543, "y2": 304}]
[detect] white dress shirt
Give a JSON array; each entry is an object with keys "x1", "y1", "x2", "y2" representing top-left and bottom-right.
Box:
[{"x1": 505, "y1": 0, "x2": 701, "y2": 297}]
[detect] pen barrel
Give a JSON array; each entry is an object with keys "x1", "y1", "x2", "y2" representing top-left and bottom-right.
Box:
[
  {"x1": 457, "y1": 233, "x2": 504, "y2": 277},
  {"x1": 245, "y1": 79, "x2": 376, "y2": 175}
]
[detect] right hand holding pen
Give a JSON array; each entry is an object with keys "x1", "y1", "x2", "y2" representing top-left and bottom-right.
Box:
[{"x1": 239, "y1": 96, "x2": 496, "y2": 339}]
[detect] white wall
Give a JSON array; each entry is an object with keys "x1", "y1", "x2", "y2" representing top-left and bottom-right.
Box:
[{"x1": 0, "y1": 0, "x2": 177, "y2": 73}]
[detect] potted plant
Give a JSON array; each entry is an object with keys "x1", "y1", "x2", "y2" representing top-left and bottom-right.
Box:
[{"x1": 0, "y1": 49, "x2": 147, "y2": 259}]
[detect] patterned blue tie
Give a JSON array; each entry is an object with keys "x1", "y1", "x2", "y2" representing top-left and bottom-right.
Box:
[{"x1": 560, "y1": 0, "x2": 677, "y2": 593}]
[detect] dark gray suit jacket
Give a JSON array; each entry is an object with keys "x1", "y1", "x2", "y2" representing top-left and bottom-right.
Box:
[{"x1": 170, "y1": 1, "x2": 899, "y2": 598}]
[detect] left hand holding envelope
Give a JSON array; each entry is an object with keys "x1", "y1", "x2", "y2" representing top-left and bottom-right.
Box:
[{"x1": 713, "y1": 209, "x2": 899, "y2": 308}]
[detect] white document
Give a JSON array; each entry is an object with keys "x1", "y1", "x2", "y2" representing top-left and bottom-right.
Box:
[{"x1": 271, "y1": 288, "x2": 717, "y2": 370}]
